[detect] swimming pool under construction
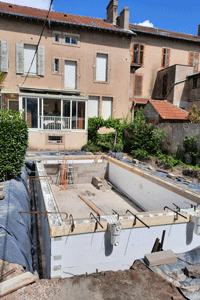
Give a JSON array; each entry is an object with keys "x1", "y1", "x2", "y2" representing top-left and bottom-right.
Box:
[{"x1": 34, "y1": 154, "x2": 200, "y2": 278}]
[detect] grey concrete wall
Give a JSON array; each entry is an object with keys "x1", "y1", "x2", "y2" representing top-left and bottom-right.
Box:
[
  {"x1": 45, "y1": 162, "x2": 108, "y2": 184},
  {"x1": 155, "y1": 123, "x2": 200, "y2": 154}
]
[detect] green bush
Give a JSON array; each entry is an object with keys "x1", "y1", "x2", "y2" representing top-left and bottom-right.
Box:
[{"x1": 0, "y1": 109, "x2": 29, "y2": 181}]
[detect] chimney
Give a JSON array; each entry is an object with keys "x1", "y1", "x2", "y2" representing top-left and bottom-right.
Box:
[
  {"x1": 117, "y1": 7, "x2": 130, "y2": 30},
  {"x1": 106, "y1": 0, "x2": 118, "y2": 25},
  {"x1": 198, "y1": 25, "x2": 200, "y2": 37}
]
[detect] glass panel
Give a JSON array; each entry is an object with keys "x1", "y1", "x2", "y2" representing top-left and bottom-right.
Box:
[
  {"x1": 78, "y1": 102, "x2": 85, "y2": 129},
  {"x1": 72, "y1": 101, "x2": 77, "y2": 129},
  {"x1": 71, "y1": 37, "x2": 77, "y2": 44},
  {"x1": 24, "y1": 98, "x2": 38, "y2": 128},
  {"x1": 43, "y1": 99, "x2": 61, "y2": 130},
  {"x1": 134, "y1": 44, "x2": 139, "y2": 63},
  {"x1": 65, "y1": 37, "x2": 71, "y2": 44},
  {"x1": 55, "y1": 34, "x2": 59, "y2": 42},
  {"x1": 9, "y1": 100, "x2": 19, "y2": 111},
  {"x1": 63, "y1": 100, "x2": 70, "y2": 129}
]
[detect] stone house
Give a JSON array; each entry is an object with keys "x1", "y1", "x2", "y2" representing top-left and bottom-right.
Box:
[{"x1": 143, "y1": 100, "x2": 189, "y2": 124}]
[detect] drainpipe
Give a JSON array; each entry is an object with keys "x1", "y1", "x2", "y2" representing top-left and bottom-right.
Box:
[{"x1": 164, "y1": 79, "x2": 187, "y2": 100}]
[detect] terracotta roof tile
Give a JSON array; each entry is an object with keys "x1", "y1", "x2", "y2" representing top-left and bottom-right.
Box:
[
  {"x1": 134, "y1": 97, "x2": 151, "y2": 104},
  {"x1": 0, "y1": 1, "x2": 130, "y2": 33},
  {"x1": 148, "y1": 100, "x2": 188, "y2": 120},
  {"x1": 130, "y1": 24, "x2": 200, "y2": 43}
]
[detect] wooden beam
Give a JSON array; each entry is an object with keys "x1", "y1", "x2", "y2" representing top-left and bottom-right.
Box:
[
  {"x1": 78, "y1": 194, "x2": 104, "y2": 216},
  {"x1": 0, "y1": 272, "x2": 38, "y2": 297}
]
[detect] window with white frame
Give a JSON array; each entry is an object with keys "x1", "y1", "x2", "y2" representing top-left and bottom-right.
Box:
[
  {"x1": 96, "y1": 54, "x2": 108, "y2": 82},
  {"x1": 88, "y1": 96, "x2": 99, "y2": 118},
  {"x1": 16, "y1": 43, "x2": 44, "y2": 76},
  {"x1": 64, "y1": 61, "x2": 77, "y2": 89},
  {"x1": 102, "y1": 97, "x2": 112, "y2": 120},
  {"x1": 24, "y1": 45, "x2": 37, "y2": 75}
]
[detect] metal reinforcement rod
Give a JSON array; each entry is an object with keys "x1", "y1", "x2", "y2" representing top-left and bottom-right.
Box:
[
  {"x1": 19, "y1": 211, "x2": 68, "y2": 221},
  {"x1": 164, "y1": 206, "x2": 187, "y2": 221},
  {"x1": 126, "y1": 209, "x2": 150, "y2": 229}
]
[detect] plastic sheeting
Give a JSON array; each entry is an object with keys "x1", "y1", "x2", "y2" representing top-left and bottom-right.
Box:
[
  {"x1": 142, "y1": 247, "x2": 200, "y2": 300},
  {"x1": 0, "y1": 164, "x2": 33, "y2": 272}
]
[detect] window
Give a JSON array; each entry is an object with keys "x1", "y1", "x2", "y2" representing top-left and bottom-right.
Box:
[
  {"x1": 162, "y1": 74, "x2": 168, "y2": 97},
  {"x1": 162, "y1": 48, "x2": 170, "y2": 68},
  {"x1": 64, "y1": 61, "x2": 77, "y2": 89},
  {"x1": 65, "y1": 36, "x2": 78, "y2": 45},
  {"x1": 96, "y1": 54, "x2": 108, "y2": 82},
  {"x1": 193, "y1": 77, "x2": 198, "y2": 89},
  {"x1": 133, "y1": 44, "x2": 144, "y2": 65},
  {"x1": 54, "y1": 59, "x2": 59, "y2": 73},
  {"x1": 102, "y1": 97, "x2": 112, "y2": 120},
  {"x1": 55, "y1": 34, "x2": 60, "y2": 42},
  {"x1": 16, "y1": 43, "x2": 44, "y2": 76},
  {"x1": 88, "y1": 96, "x2": 99, "y2": 118},
  {"x1": 8, "y1": 100, "x2": 19, "y2": 111},
  {"x1": 23, "y1": 98, "x2": 38, "y2": 128},
  {"x1": 134, "y1": 75, "x2": 143, "y2": 96},
  {"x1": 24, "y1": 45, "x2": 37, "y2": 75},
  {"x1": 188, "y1": 52, "x2": 199, "y2": 72}
]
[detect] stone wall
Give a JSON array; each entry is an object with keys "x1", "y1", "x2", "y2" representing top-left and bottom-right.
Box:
[
  {"x1": 155, "y1": 123, "x2": 200, "y2": 154},
  {"x1": 143, "y1": 102, "x2": 159, "y2": 124}
]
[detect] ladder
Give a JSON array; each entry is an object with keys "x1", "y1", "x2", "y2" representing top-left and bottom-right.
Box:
[{"x1": 67, "y1": 159, "x2": 76, "y2": 189}]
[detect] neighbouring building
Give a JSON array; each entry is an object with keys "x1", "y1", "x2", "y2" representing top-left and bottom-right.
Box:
[
  {"x1": 187, "y1": 72, "x2": 200, "y2": 111},
  {"x1": 0, "y1": 0, "x2": 133, "y2": 150},
  {"x1": 129, "y1": 24, "x2": 200, "y2": 111},
  {"x1": 143, "y1": 100, "x2": 189, "y2": 124}
]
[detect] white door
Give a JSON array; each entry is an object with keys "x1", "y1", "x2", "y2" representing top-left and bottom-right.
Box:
[{"x1": 65, "y1": 61, "x2": 77, "y2": 89}]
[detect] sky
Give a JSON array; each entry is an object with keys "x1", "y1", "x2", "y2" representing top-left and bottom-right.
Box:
[{"x1": 1, "y1": 0, "x2": 200, "y2": 36}]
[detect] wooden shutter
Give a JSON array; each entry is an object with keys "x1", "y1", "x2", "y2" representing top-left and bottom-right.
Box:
[
  {"x1": 134, "y1": 75, "x2": 143, "y2": 96},
  {"x1": 0, "y1": 40, "x2": 8, "y2": 72},
  {"x1": 16, "y1": 42, "x2": 24, "y2": 74},
  {"x1": 37, "y1": 45, "x2": 45, "y2": 76},
  {"x1": 188, "y1": 52, "x2": 194, "y2": 66}
]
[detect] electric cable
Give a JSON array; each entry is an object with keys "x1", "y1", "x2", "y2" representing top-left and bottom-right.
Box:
[{"x1": 20, "y1": 0, "x2": 54, "y2": 87}]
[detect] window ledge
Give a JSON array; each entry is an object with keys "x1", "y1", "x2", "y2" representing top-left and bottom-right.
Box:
[{"x1": 93, "y1": 80, "x2": 109, "y2": 85}]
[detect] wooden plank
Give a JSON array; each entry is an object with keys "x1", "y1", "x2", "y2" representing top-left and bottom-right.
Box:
[
  {"x1": 144, "y1": 250, "x2": 177, "y2": 267},
  {"x1": 120, "y1": 213, "x2": 190, "y2": 229},
  {"x1": 0, "y1": 272, "x2": 38, "y2": 297},
  {"x1": 78, "y1": 194, "x2": 104, "y2": 216},
  {"x1": 50, "y1": 220, "x2": 108, "y2": 237}
]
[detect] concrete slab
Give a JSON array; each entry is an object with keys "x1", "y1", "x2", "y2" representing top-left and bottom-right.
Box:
[{"x1": 51, "y1": 183, "x2": 141, "y2": 221}]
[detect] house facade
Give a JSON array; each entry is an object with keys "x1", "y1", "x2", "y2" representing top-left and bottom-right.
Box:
[
  {"x1": 0, "y1": 0, "x2": 133, "y2": 150},
  {"x1": 129, "y1": 24, "x2": 200, "y2": 111}
]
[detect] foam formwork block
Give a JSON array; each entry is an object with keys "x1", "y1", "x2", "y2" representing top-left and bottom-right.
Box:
[{"x1": 144, "y1": 250, "x2": 177, "y2": 267}]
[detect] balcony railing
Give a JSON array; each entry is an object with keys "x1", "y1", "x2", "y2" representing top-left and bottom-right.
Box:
[
  {"x1": 38, "y1": 116, "x2": 85, "y2": 130},
  {"x1": 39, "y1": 116, "x2": 70, "y2": 130}
]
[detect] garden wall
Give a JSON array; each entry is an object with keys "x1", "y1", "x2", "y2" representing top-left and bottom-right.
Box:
[{"x1": 155, "y1": 123, "x2": 200, "y2": 154}]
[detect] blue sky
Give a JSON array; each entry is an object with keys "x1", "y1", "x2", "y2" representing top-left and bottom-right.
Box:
[{"x1": 1, "y1": 0, "x2": 200, "y2": 36}]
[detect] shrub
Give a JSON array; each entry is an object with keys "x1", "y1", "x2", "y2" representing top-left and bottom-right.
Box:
[{"x1": 0, "y1": 109, "x2": 29, "y2": 181}]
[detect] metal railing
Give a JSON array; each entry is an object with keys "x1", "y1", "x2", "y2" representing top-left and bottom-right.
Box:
[{"x1": 39, "y1": 116, "x2": 70, "y2": 130}]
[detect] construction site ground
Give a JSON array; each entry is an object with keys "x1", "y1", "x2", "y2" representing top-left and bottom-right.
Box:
[{"x1": 2, "y1": 260, "x2": 185, "y2": 300}]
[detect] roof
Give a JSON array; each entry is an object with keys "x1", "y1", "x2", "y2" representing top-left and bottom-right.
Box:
[
  {"x1": 0, "y1": 1, "x2": 133, "y2": 35},
  {"x1": 130, "y1": 24, "x2": 200, "y2": 43},
  {"x1": 148, "y1": 100, "x2": 189, "y2": 120},
  {"x1": 134, "y1": 97, "x2": 151, "y2": 104}
]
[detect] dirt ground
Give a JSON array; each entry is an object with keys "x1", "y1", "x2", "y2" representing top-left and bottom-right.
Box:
[{"x1": 2, "y1": 260, "x2": 185, "y2": 300}]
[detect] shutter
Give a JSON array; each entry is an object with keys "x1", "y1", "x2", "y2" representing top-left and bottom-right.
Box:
[
  {"x1": 194, "y1": 53, "x2": 199, "y2": 72},
  {"x1": 64, "y1": 61, "x2": 77, "y2": 89},
  {"x1": 37, "y1": 45, "x2": 45, "y2": 76},
  {"x1": 16, "y1": 42, "x2": 24, "y2": 74},
  {"x1": 24, "y1": 45, "x2": 37, "y2": 75},
  {"x1": 165, "y1": 49, "x2": 170, "y2": 67},
  {"x1": 102, "y1": 97, "x2": 112, "y2": 120},
  {"x1": 134, "y1": 75, "x2": 143, "y2": 96},
  {"x1": 188, "y1": 52, "x2": 194, "y2": 67},
  {"x1": 0, "y1": 40, "x2": 8, "y2": 72},
  {"x1": 96, "y1": 54, "x2": 107, "y2": 81},
  {"x1": 88, "y1": 96, "x2": 99, "y2": 118}
]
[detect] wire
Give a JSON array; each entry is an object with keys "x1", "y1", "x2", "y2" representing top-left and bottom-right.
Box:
[{"x1": 20, "y1": 0, "x2": 54, "y2": 87}]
